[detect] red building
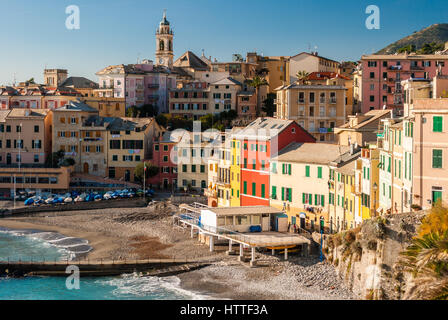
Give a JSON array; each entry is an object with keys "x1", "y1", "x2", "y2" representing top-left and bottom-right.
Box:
[
  {"x1": 233, "y1": 118, "x2": 316, "y2": 206},
  {"x1": 147, "y1": 132, "x2": 178, "y2": 190}
]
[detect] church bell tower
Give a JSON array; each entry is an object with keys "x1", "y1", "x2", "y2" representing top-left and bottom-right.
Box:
[{"x1": 155, "y1": 10, "x2": 174, "y2": 68}]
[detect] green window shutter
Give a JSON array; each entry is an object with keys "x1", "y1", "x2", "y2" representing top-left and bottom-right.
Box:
[
  {"x1": 288, "y1": 164, "x2": 292, "y2": 175},
  {"x1": 252, "y1": 182, "x2": 256, "y2": 196},
  {"x1": 398, "y1": 160, "x2": 401, "y2": 179},
  {"x1": 305, "y1": 166, "x2": 310, "y2": 177},
  {"x1": 261, "y1": 160, "x2": 265, "y2": 170},
  {"x1": 244, "y1": 158, "x2": 247, "y2": 168},
  {"x1": 368, "y1": 168, "x2": 370, "y2": 180},
  {"x1": 302, "y1": 193, "x2": 306, "y2": 204},
  {"x1": 243, "y1": 181, "x2": 247, "y2": 194},
  {"x1": 433, "y1": 149, "x2": 443, "y2": 168},
  {"x1": 309, "y1": 194, "x2": 312, "y2": 205},
  {"x1": 237, "y1": 190, "x2": 240, "y2": 198},
  {"x1": 337, "y1": 195, "x2": 340, "y2": 206},
  {"x1": 388, "y1": 157, "x2": 391, "y2": 173},
  {"x1": 261, "y1": 184, "x2": 265, "y2": 198},
  {"x1": 321, "y1": 195, "x2": 325, "y2": 206},
  {"x1": 389, "y1": 186, "x2": 391, "y2": 199},
  {"x1": 282, "y1": 187, "x2": 285, "y2": 201},
  {"x1": 410, "y1": 122, "x2": 414, "y2": 137},
  {"x1": 272, "y1": 186, "x2": 277, "y2": 199},
  {"x1": 272, "y1": 162, "x2": 277, "y2": 173},
  {"x1": 288, "y1": 188, "x2": 292, "y2": 202},
  {"x1": 433, "y1": 116, "x2": 443, "y2": 132},
  {"x1": 232, "y1": 189, "x2": 234, "y2": 196},
  {"x1": 318, "y1": 167, "x2": 322, "y2": 179}
]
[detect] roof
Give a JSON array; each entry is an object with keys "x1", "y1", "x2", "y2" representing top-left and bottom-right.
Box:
[
  {"x1": 273, "y1": 143, "x2": 350, "y2": 165},
  {"x1": 277, "y1": 84, "x2": 347, "y2": 91},
  {"x1": 202, "y1": 206, "x2": 284, "y2": 217},
  {"x1": 173, "y1": 51, "x2": 209, "y2": 71},
  {"x1": 337, "y1": 109, "x2": 392, "y2": 130},
  {"x1": 307, "y1": 72, "x2": 350, "y2": 81},
  {"x1": 0, "y1": 110, "x2": 11, "y2": 122},
  {"x1": 82, "y1": 115, "x2": 115, "y2": 128},
  {"x1": 335, "y1": 159, "x2": 356, "y2": 175},
  {"x1": 55, "y1": 100, "x2": 98, "y2": 112},
  {"x1": 211, "y1": 77, "x2": 242, "y2": 86},
  {"x1": 362, "y1": 53, "x2": 448, "y2": 60},
  {"x1": 60, "y1": 77, "x2": 99, "y2": 89},
  {"x1": 107, "y1": 117, "x2": 154, "y2": 131},
  {"x1": 232, "y1": 117, "x2": 295, "y2": 141},
  {"x1": 7, "y1": 108, "x2": 50, "y2": 118},
  {"x1": 289, "y1": 52, "x2": 340, "y2": 64}
]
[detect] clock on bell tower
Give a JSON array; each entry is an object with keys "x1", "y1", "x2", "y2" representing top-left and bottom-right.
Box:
[{"x1": 155, "y1": 10, "x2": 174, "y2": 69}]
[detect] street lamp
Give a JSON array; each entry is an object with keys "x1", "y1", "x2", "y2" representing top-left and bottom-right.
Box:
[{"x1": 372, "y1": 182, "x2": 378, "y2": 217}]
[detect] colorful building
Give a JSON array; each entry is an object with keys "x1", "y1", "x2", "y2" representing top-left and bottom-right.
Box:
[
  {"x1": 270, "y1": 143, "x2": 349, "y2": 230},
  {"x1": 233, "y1": 118, "x2": 316, "y2": 207},
  {"x1": 147, "y1": 131, "x2": 178, "y2": 190},
  {"x1": 275, "y1": 81, "x2": 348, "y2": 143},
  {"x1": 360, "y1": 53, "x2": 448, "y2": 113}
]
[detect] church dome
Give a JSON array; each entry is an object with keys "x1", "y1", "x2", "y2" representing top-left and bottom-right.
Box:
[{"x1": 160, "y1": 11, "x2": 170, "y2": 26}]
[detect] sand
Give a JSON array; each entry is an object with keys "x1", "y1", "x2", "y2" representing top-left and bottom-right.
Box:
[{"x1": 0, "y1": 205, "x2": 355, "y2": 300}]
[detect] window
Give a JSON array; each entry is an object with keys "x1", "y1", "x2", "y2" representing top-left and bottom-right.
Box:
[
  {"x1": 243, "y1": 181, "x2": 247, "y2": 194},
  {"x1": 305, "y1": 165, "x2": 310, "y2": 177},
  {"x1": 317, "y1": 167, "x2": 322, "y2": 179},
  {"x1": 433, "y1": 116, "x2": 443, "y2": 132},
  {"x1": 33, "y1": 155, "x2": 39, "y2": 163},
  {"x1": 110, "y1": 140, "x2": 121, "y2": 149},
  {"x1": 34, "y1": 125, "x2": 39, "y2": 133},
  {"x1": 252, "y1": 182, "x2": 256, "y2": 196},
  {"x1": 112, "y1": 155, "x2": 118, "y2": 161},
  {"x1": 370, "y1": 72, "x2": 375, "y2": 79},
  {"x1": 433, "y1": 149, "x2": 443, "y2": 168}
]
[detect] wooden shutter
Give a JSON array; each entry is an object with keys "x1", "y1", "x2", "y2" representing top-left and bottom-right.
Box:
[{"x1": 302, "y1": 193, "x2": 306, "y2": 204}]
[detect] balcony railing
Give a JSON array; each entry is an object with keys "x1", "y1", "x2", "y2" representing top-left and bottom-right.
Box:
[{"x1": 99, "y1": 85, "x2": 114, "y2": 89}]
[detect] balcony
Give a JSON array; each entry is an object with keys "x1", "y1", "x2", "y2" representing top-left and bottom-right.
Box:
[
  {"x1": 148, "y1": 83, "x2": 160, "y2": 89},
  {"x1": 329, "y1": 98, "x2": 337, "y2": 104},
  {"x1": 388, "y1": 65, "x2": 403, "y2": 71},
  {"x1": 410, "y1": 65, "x2": 424, "y2": 71},
  {"x1": 99, "y1": 85, "x2": 114, "y2": 89}
]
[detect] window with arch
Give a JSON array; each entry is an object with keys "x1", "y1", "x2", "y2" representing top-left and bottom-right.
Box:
[{"x1": 159, "y1": 40, "x2": 164, "y2": 51}]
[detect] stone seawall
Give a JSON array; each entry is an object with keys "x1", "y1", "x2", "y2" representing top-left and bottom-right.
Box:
[{"x1": 1, "y1": 198, "x2": 147, "y2": 218}]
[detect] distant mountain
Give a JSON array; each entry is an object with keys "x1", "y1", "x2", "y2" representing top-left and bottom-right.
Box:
[{"x1": 376, "y1": 23, "x2": 448, "y2": 54}]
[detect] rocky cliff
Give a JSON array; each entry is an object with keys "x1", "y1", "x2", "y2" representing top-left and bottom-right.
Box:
[{"x1": 321, "y1": 212, "x2": 427, "y2": 300}]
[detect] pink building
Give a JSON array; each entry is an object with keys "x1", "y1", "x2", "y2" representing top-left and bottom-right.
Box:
[
  {"x1": 361, "y1": 53, "x2": 448, "y2": 114},
  {"x1": 0, "y1": 109, "x2": 52, "y2": 166},
  {"x1": 413, "y1": 98, "x2": 448, "y2": 209},
  {"x1": 147, "y1": 131, "x2": 178, "y2": 190},
  {"x1": 95, "y1": 60, "x2": 176, "y2": 114}
]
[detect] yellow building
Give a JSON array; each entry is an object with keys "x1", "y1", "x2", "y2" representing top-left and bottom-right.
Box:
[
  {"x1": 276, "y1": 82, "x2": 348, "y2": 143},
  {"x1": 357, "y1": 146, "x2": 380, "y2": 222},
  {"x1": 52, "y1": 100, "x2": 99, "y2": 174},
  {"x1": 270, "y1": 143, "x2": 349, "y2": 231},
  {"x1": 230, "y1": 137, "x2": 241, "y2": 207},
  {"x1": 105, "y1": 117, "x2": 162, "y2": 183},
  {"x1": 328, "y1": 147, "x2": 361, "y2": 233},
  {"x1": 80, "y1": 97, "x2": 126, "y2": 118}
]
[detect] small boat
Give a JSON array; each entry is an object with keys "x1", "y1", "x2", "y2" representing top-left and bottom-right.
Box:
[{"x1": 64, "y1": 197, "x2": 73, "y2": 203}]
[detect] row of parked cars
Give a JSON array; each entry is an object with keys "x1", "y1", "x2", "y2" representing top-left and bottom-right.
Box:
[{"x1": 22, "y1": 189, "x2": 155, "y2": 206}]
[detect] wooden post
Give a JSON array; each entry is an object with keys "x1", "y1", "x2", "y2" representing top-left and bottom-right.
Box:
[{"x1": 209, "y1": 236, "x2": 214, "y2": 252}]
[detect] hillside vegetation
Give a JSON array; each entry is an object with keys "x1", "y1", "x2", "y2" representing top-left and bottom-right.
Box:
[{"x1": 376, "y1": 23, "x2": 448, "y2": 54}]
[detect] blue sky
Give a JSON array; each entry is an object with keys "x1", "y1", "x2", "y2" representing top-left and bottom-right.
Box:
[{"x1": 0, "y1": 0, "x2": 447, "y2": 85}]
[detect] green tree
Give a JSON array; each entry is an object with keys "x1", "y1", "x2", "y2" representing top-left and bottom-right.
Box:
[
  {"x1": 295, "y1": 70, "x2": 310, "y2": 84},
  {"x1": 45, "y1": 150, "x2": 65, "y2": 168},
  {"x1": 156, "y1": 114, "x2": 168, "y2": 127},
  {"x1": 262, "y1": 93, "x2": 276, "y2": 117},
  {"x1": 134, "y1": 162, "x2": 159, "y2": 182},
  {"x1": 248, "y1": 76, "x2": 269, "y2": 117}
]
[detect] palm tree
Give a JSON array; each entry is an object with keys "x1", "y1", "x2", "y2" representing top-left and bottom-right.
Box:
[
  {"x1": 248, "y1": 76, "x2": 268, "y2": 117},
  {"x1": 400, "y1": 230, "x2": 448, "y2": 300},
  {"x1": 295, "y1": 70, "x2": 310, "y2": 85}
]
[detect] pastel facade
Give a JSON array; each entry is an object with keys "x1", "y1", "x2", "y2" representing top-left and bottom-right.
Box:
[
  {"x1": 412, "y1": 98, "x2": 448, "y2": 209},
  {"x1": 360, "y1": 53, "x2": 448, "y2": 113},
  {"x1": 147, "y1": 131, "x2": 178, "y2": 190},
  {"x1": 0, "y1": 109, "x2": 52, "y2": 166},
  {"x1": 233, "y1": 118, "x2": 316, "y2": 207},
  {"x1": 270, "y1": 143, "x2": 349, "y2": 230},
  {"x1": 275, "y1": 83, "x2": 347, "y2": 142},
  {"x1": 287, "y1": 52, "x2": 340, "y2": 84}
]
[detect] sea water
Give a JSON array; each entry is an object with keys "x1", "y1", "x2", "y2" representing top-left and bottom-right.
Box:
[{"x1": 0, "y1": 229, "x2": 208, "y2": 300}]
